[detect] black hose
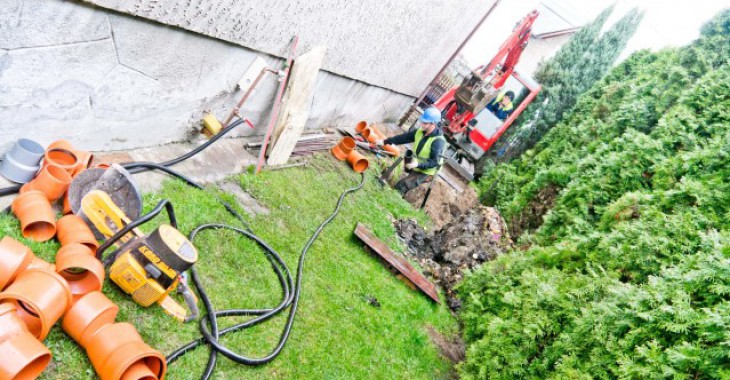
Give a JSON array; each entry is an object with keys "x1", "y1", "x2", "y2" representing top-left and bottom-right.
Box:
[
  {"x1": 175, "y1": 173, "x2": 364, "y2": 373},
  {"x1": 124, "y1": 119, "x2": 246, "y2": 175},
  {"x1": 111, "y1": 131, "x2": 365, "y2": 377}
]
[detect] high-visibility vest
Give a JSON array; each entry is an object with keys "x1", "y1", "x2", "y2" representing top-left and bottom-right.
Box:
[
  {"x1": 493, "y1": 92, "x2": 514, "y2": 112},
  {"x1": 413, "y1": 128, "x2": 445, "y2": 176}
]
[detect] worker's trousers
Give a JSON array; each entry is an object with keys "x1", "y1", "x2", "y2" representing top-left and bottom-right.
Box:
[{"x1": 394, "y1": 171, "x2": 431, "y2": 195}]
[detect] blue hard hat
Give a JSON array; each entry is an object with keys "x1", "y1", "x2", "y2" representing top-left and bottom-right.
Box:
[{"x1": 419, "y1": 107, "x2": 441, "y2": 124}]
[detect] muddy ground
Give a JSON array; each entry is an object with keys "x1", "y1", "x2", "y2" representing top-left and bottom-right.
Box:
[
  {"x1": 396, "y1": 205, "x2": 512, "y2": 309},
  {"x1": 403, "y1": 177, "x2": 480, "y2": 230}
]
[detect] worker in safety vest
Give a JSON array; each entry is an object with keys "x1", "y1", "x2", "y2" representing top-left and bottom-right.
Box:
[
  {"x1": 375, "y1": 107, "x2": 446, "y2": 195},
  {"x1": 486, "y1": 90, "x2": 515, "y2": 120}
]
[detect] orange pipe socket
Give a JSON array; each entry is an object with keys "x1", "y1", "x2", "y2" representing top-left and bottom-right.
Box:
[
  {"x1": 23, "y1": 164, "x2": 72, "y2": 202},
  {"x1": 331, "y1": 137, "x2": 356, "y2": 161},
  {"x1": 0, "y1": 237, "x2": 35, "y2": 291},
  {"x1": 0, "y1": 303, "x2": 52, "y2": 380},
  {"x1": 355, "y1": 121, "x2": 367, "y2": 134},
  {"x1": 360, "y1": 127, "x2": 378, "y2": 143},
  {"x1": 57, "y1": 215, "x2": 99, "y2": 252},
  {"x1": 43, "y1": 148, "x2": 78, "y2": 174},
  {"x1": 11, "y1": 190, "x2": 56, "y2": 242},
  {"x1": 0, "y1": 237, "x2": 56, "y2": 292},
  {"x1": 62, "y1": 291, "x2": 118, "y2": 347},
  {"x1": 55, "y1": 244, "x2": 105, "y2": 301},
  {"x1": 85, "y1": 323, "x2": 166, "y2": 380},
  {"x1": 346, "y1": 150, "x2": 369, "y2": 173},
  {"x1": 0, "y1": 268, "x2": 72, "y2": 340},
  {"x1": 47, "y1": 139, "x2": 94, "y2": 177}
]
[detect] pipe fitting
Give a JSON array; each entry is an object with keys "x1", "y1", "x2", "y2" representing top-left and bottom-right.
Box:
[
  {"x1": 0, "y1": 237, "x2": 36, "y2": 291},
  {"x1": 360, "y1": 127, "x2": 377, "y2": 143},
  {"x1": 0, "y1": 304, "x2": 52, "y2": 380},
  {"x1": 57, "y1": 215, "x2": 99, "y2": 252},
  {"x1": 72, "y1": 150, "x2": 94, "y2": 178},
  {"x1": 24, "y1": 164, "x2": 72, "y2": 202},
  {"x1": 11, "y1": 190, "x2": 57, "y2": 242},
  {"x1": 62, "y1": 191, "x2": 73, "y2": 215},
  {"x1": 55, "y1": 244, "x2": 105, "y2": 301},
  {"x1": 61, "y1": 291, "x2": 118, "y2": 347},
  {"x1": 85, "y1": 322, "x2": 166, "y2": 380},
  {"x1": 0, "y1": 268, "x2": 72, "y2": 340},
  {"x1": 0, "y1": 139, "x2": 44, "y2": 183},
  {"x1": 43, "y1": 148, "x2": 78, "y2": 174},
  {"x1": 346, "y1": 150, "x2": 369, "y2": 173},
  {"x1": 367, "y1": 124, "x2": 386, "y2": 140},
  {"x1": 47, "y1": 140, "x2": 74, "y2": 152},
  {"x1": 383, "y1": 144, "x2": 400, "y2": 157},
  {"x1": 355, "y1": 121, "x2": 367, "y2": 134},
  {"x1": 331, "y1": 137, "x2": 356, "y2": 161}
]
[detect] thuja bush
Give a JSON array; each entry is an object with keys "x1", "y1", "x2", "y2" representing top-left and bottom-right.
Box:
[{"x1": 461, "y1": 9, "x2": 730, "y2": 379}]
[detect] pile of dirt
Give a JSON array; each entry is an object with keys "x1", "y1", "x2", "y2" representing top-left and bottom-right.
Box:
[
  {"x1": 403, "y1": 179, "x2": 480, "y2": 229},
  {"x1": 396, "y1": 205, "x2": 512, "y2": 309}
]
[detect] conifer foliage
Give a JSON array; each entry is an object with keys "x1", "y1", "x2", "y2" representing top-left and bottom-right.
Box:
[
  {"x1": 479, "y1": 6, "x2": 643, "y2": 172},
  {"x1": 461, "y1": 10, "x2": 730, "y2": 379}
]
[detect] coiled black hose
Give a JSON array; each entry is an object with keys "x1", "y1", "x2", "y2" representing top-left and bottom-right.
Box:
[{"x1": 170, "y1": 173, "x2": 364, "y2": 377}]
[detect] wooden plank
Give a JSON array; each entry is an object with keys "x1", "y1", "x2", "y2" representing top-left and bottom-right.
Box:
[
  {"x1": 237, "y1": 57, "x2": 268, "y2": 93},
  {"x1": 267, "y1": 46, "x2": 327, "y2": 166},
  {"x1": 354, "y1": 223, "x2": 440, "y2": 303}
]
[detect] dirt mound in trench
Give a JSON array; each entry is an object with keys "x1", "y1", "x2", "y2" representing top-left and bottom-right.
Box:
[
  {"x1": 403, "y1": 179, "x2": 480, "y2": 230},
  {"x1": 396, "y1": 206, "x2": 512, "y2": 309}
]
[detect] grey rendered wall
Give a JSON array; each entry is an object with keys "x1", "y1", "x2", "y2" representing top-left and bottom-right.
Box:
[
  {"x1": 0, "y1": 0, "x2": 414, "y2": 152},
  {"x1": 79, "y1": 0, "x2": 494, "y2": 96}
]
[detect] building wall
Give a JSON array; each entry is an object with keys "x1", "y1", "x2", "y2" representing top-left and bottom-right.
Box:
[
  {"x1": 79, "y1": 0, "x2": 494, "y2": 96},
  {"x1": 0, "y1": 0, "x2": 439, "y2": 152}
]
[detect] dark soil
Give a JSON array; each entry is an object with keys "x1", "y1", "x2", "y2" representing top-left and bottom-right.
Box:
[
  {"x1": 426, "y1": 326, "x2": 465, "y2": 378},
  {"x1": 403, "y1": 178, "x2": 480, "y2": 230},
  {"x1": 396, "y1": 206, "x2": 512, "y2": 310},
  {"x1": 508, "y1": 182, "x2": 561, "y2": 238}
]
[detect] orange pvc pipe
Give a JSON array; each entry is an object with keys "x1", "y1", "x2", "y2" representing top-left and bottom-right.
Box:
[
  {"x1": 11, "y1": 190, "x2": 57, "y2": 242},
  {"x1": 72, "y1": 150, "x2": 94, "y2": 178},
  {"x1": 0, "y1": 237, "x2": 36, "y2": 291},
  {"x1": 25, "y1": 164, "x2": 72, "y2": 202},
  {"x1": 43, "y1": 148, "x2": 78, "y2": 174},
  {"x1": 383, "y1": 144, "x2": 401, "y2": 157},
  {"x1": 361, "y1": 127, "x2": 379, "y2": 143},
  {"x1": 85, "y1": 323, "x2": 166, "y2": 380},
  {"x1": 56, "y1": 215, "x2": 99, "y2": 252},
  {"x1": 355, "y1": 121, "x2": 367, "y2": 134},
  {"x1": 0, "y1": 304, "x2": 51, "y2": 380},
  {"x1": 55, "y1": 244, "x2": 105, "y2": 301},
  {"x1": 62, "y1": 291, "x2": 118, "y2": 347},
  {"x1": 0, "y1": 268, "x2": 72, "y2": 340},
  {"x1": 331, "y1": 137, "x2": 356, "y2": 161},
  {"x1": 27, "y1": 257, "x2": 55, "y2": 273},
  {"x1": 368, "y1": 124, "x2": 386, "y2": 140},
  {"x1": 62, "y1": 191, "x2": 72, "y2": 215},
  {"x1": 47, "y1": 140, "x2": 74, "y2": 151},
  {"x1": 346, "y1": 150, "x2": 369, "y2": 173}
]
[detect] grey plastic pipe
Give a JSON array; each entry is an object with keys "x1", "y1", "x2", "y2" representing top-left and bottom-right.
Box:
[{"x1": 0, "y1": 139, "x2": 44, "y2": 183}]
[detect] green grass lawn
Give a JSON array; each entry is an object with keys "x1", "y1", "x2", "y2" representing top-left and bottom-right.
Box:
[{"x1": 0, "y1": 154, "x2": 457, "y2": 379}]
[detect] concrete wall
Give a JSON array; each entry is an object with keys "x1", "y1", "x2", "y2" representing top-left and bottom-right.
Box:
[
  {"x1": 80, "y1": 0, "x2": 494, "y2": 96},
  {"x1": 0, "y1": 0, "x2": 418, "y2": 152}
]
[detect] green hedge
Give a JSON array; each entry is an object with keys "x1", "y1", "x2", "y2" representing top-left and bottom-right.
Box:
[{"x1": 461, "y1": 9, "x2": 730, "y2": 379}]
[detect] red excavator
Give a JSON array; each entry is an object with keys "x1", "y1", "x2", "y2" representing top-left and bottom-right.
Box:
[{"x1": 435, "y1": 10, "x2": 541, "y2": 177}]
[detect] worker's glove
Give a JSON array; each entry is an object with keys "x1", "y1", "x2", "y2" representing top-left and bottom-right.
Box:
[
  {"x1": 405, "y1": 161, "x2": 419, "y2": 170},
  {"x1": 375, "y1": 140, "x2": 385, "y2": 148}
]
